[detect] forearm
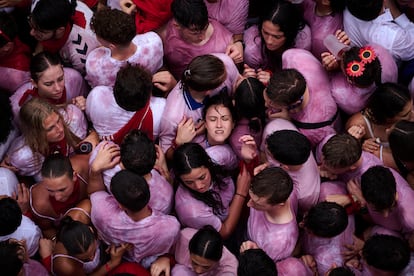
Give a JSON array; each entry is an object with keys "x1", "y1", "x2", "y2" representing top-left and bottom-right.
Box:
[{"x1": 220, "y1": 193, "x2": 246, "y2": 239}]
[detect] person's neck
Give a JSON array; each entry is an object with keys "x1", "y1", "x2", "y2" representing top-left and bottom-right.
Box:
[
  {"x1": 192, "y1": 23, "x2": 213, "y2": 46},
  {"x1": 111, "y1": 43, "x2": 137, "y2": 61},
  {"x1": 265, "y1": 198, "x2": 293, "y2": 224},
  {"x1": 126, "y1": 205, "x2": 152, "y2": 222},
  {"x1": 143, "y1": 172, "x2": 152, "y2": 182},
  {"x1": 315, "y1": 4, "x2": 333, "y2": 16},
  {"x1": 188, "y1": 88, "x2": 206, "y2": 103}
]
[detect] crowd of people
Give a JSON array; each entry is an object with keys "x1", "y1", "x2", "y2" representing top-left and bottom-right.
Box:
[{"x1": 1, "y1": 0, "x2": 414, "y2": 275}]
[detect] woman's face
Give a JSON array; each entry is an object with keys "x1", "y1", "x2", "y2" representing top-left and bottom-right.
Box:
[
  {"x1": 43, "y1": 173, "x2": 75, "y2": 202},
  {"x1": 205, "y1": 104, "x2": 234, "y2": 145},
  {"x1": 43, "y1": 111, "x2": 65, "y2": 143},
  {"x1": 74, "y1": 238, "x2": 97, "y2": 262},
  {"x1": 389, "y1": 101, "x2": 414, "y2": 123},
  {"x1": 33, "y1": 64, "x2": 65, "y2": 100},
  {"x1": 261, "y1": 21, "x2": 286, "y2": 51},
  {"x1": 190, "y1": 253, "x2": 218, "y2": 274},
  {"x1": 180, "y1": 166, "x2": 212, "y2": 193}
]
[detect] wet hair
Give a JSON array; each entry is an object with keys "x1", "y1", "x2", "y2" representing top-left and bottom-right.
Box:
[
  {"x1": 0, "y1": 12, "x2": 17, "y2": 47},
  {"x1": 364, "y1": 82, "x2": 411, "y2": 125},
  {"x1": 173, "y1": 143, "x2": 228, "y2": 216},
  {"x1": 0, "y1": 197, "x2": 22, "y2": 236},
  {"x1": 266, "y1": 130, "x2": 311, "y2": 166},
  {"x1": 234, "y1": 77, "x2": 266, "y2": 134},
  {"x1": 30, "y1": 51, "x2": 62, "y2": 82},
  {"x1": 41, "y1": 153, "x2": 74, "y2": 179},
  {"x1": 189, "y1": 225, "x2": 223, "y2": 261},
  {"x1": 110, "y1": 170, "x2": 150, "y2": 212},
  {"x1": 0, "y1": 240, "x2": 24, "y2": 275},
  {"x1": 258, "y1": 0, "x2": 305, "y2": 50},
  {"x1": 113, "y1": 64, "x2": 153, "y2": 112},
  {"x1": 322, "y1": 134, "x2": 362, "y2": 169},
  {"x1": 91, "y1": 8, "x2": 136, "y2": 46},
  {"x1": 203, "y1": 90, "x2": 236, "y2": 123},
  {"x1": 120, "y1": 130, "x2": 156, "y2": 176},
  {"x1": 328, "y1": 266, "x2": 355, "y2": 276},
  {"x1": 181, "y1": 54, "x2": 226, "y2": 92},
  {"x1": 19, "y1": 98, "x2": 80, "y2": 156},
  {"x1": 266, "y1": 69, "x2": 306, "y2": 106},
  {"x1": 171, "y1": 0, "x2": 208, "y2": 30},
  {"x1": 342, "y1": 46, "x2": 381, "y2": 87},
  {"x1": 31, "y1": 0, "x2": 76, "y2": 31},
  {"x1": 346, "y1": 0, "x2": 383, "y2": 21},
  {"x1": 362, "y1": 234, "x2": 410, "y2": 272},
  {"x1": 361, "y1": 166, "x2": 396, "y2": 211},
  {"x1": 0, "y1": 92, "x2": 14, "y2": 144},
  {"x1": 238, "y1": 248, "x2": 277, "y2": 276},
  {"x1": 58, "y1": 216, "x2": 95, "y2": 256},
  {"x1": 389, "y1": 120, "x2": 414, "y2": 162},
  {"x1": 250, "y1": 167, "x2": 293, "y2": 205},
  {"x1": 304, "y1": 202, "x2": 348, "y2": 238}
]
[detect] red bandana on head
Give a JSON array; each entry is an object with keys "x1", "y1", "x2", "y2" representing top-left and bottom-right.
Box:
[{"x1": 132, "y1": 0, "x2": 173, "y2": 33}]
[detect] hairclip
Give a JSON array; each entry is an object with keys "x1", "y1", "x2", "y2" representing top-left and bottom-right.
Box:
[
  {"x1": 359, "y1": 46, "x2": 376, "y2": 64},
  {"x1": 346, "y1": 61, "x2": 365, "y2": 77},
  {"x1": 184, "y1": 69, "x2": 191, "y2": 77}
]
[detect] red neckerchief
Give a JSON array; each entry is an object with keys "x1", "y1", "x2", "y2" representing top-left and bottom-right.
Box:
[
  {"x1": 40, "y1": 10, "x2": 87, "y2": 53},
  {"x1": 49, "y1": 177, "x2": 80, "y2": 216},
  {"x1": 48, "y1": 138, "x2": 69, "y2": 157},
  {"x1": 40, "y1": 23, "x2": 72, "y2": 54},
  {"x1": 0, "y1": 37, "x2": 31, "y2": 71},
  {"x1": 18, "y1": 87, "x2": 67, "y2": 106},
  {"x1": 109, "y1": 99, "x2": 153, "y2": 144},
  {"x1": 132, "y1": 0, "x2": 173, "y2": 33}
]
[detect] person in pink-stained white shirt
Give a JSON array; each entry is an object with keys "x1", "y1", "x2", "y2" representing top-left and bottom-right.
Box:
[
  {"x1": 88, "y1": 130, "x2": 174, "y2": 215},
  {"x1": 173, "y1": 143, "x2": 250, "y2": 240},
  {"x1": 246, "y1": 166, "x2": 299, "y2": 263},
  {"x1": 88, "y1": 145, "x2": 180, "y2": 268},
  {"x1": 85, "y1": 8, "x2": 163, "y2": 88},
  {"x1": 168, "y1": 226, "x2": 238, "y2": 276}
]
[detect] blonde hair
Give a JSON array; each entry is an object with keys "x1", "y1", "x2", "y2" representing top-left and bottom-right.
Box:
[{"x1": 19, "y1": 98, "x2": 80, "y2": 156}]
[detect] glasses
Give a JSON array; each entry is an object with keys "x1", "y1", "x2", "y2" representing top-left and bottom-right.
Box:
[{"x1": 287, "y1": 95, "x2": 304, "y2": 111}]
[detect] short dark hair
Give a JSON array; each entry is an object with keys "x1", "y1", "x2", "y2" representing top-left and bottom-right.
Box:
[
  {"x1": 363, "y1": 234, "x2": 410, "y2": 272},
  {"x1": 41, "y1": 153, "x2": 74, "y2": 179},
  {"x1": 0, "y1": 240, "x2": 24, "y2": 275},
  {"x1": 234, "y1": 77, "x2": 266, "y2": 134},
  {"x1": 91, "y1": 8, "x2": 136, "y2": 46},
  {"x1": 250, "y1": 167, "x2": 293, "y2": 205},
  {"x1": 0, "y1": 197, "x2": 22, "y2": 236},
  {"x1": 304, "y1": 202, "x2": 348, "y2": 238},
  {"x1": 389, "y1": 120, "x2": 414, "y2": 162},
  {"x1": 266, "y1": 130, "x2": 311, "y2": 165},
  {"x1": 328, "y1": 266, "x2": 355, "y2": 276},
  {"x1": 171, "y1": 0, "x2": 208, "y2": 30},
  {"x1": 31, "y1": 0, "x2": 76, "y2": 31},
  {"x1": 189, "y1": 225, "x2": 223, "y2": 261},
  {"x1": 364, "y1": 82, "x2": 411, "y2": 125},
  {"x1": 361, "y1": 166, "x2": 396, "y2": 211},
  {"x1": 322, "y1": 134, "x2": 362, "y2": 169},
  {"x1": 120, "y1": 130, "x2": 156, "y2": 176},
  {"x1": 113, "y1": 64, "x2": 153, "y2": 112},
  {"x1": 346, "y1": 0, "x2": 383, "y2": 21},
  {"x1": 0, "y1": 12, "x2": 17, "y2": 47},
  {"x1": 181, "y1": 54, "x2": 226, "y2": 92},
  {"x1": 58, "y1": 216, "x2": 95, "y2": 255},
  {"x1": 238, "y1": 248, "x2": 277, "y2": 276},
  {"x1": 110, "y1": 170, "x2": 150, "y2": 212},
  {"x1": 266, "y1": 69, "x2": 306, "y2": 106}
]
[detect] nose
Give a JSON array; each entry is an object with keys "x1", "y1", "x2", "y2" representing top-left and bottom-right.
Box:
[
  {"x1": 54, "y1": 192, "x2": 64, "y2": 201},
  {"x1": 193, "y1": 266, "x2": 204, "y2": 274},
  {"x1": 54, "y1": 82, "x2": 62, "y2": 92},
  {"x1": 29, "y1": 28, "x2": 36, "y2": 37},
  {"x1": 247, "y1": 198, "x2": 253, "y2": 208},
  {"x1": 382, "y1": 210, "x2": 390, "y2": 218},
  {"x1": 195, "y1": 180, "x2": 204, "y2": 191},
  {"x1": 216, "y1": 119, "x2": 222, "y2": 128}
]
